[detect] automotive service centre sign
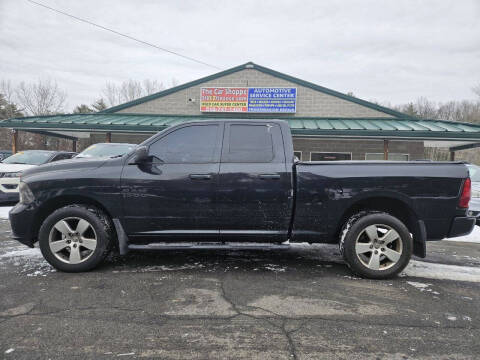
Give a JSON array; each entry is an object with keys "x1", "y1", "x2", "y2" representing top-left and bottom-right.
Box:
[{"x1": 200, "y1": 87, "x2": 297, "y2": 113}]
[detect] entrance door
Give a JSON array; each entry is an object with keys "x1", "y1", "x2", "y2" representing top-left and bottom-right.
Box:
[{"x1": 121, "y1": 123, "x2": 223, "y2": 240}]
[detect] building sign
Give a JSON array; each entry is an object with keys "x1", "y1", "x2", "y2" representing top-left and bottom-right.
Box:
[{"x1": 200, "y1": 87, "x2": 296, "y2": 113}]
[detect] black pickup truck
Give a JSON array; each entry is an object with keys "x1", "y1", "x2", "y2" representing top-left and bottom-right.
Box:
[{"x1": 9, "y1": 120, "x2": 475, "y2": 278}]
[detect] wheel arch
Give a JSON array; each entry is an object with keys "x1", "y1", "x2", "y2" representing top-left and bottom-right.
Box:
[
  {"x1": 32, "y1": 195, "x2": 115, "y2": 243},
  {"x1": 335, "y1": 193, "x2": 426, "y2": 257}
]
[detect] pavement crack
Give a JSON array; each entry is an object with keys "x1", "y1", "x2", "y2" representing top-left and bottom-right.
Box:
[{"x1": 220, "y1": 276, "x2": 298, "y2": 359}]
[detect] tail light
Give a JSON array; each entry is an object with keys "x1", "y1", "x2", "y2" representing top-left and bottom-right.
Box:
[{"x1": 458, "y1": 177, "x2": 471, "y2": 208}]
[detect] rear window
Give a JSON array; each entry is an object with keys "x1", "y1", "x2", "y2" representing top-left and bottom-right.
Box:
[{"x1": 225, "y1": 124, "x2": 274, "y2": 163}]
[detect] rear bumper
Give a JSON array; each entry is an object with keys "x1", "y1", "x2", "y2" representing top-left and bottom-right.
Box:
[
  {"x1": 467, "y1": 209, "x2": 480, "y2": 226},
  {"x1": 448, "y1": 216, "x2": 476, "y2": 238},
  {"x1": 9, "y1": 202, "x2": 39, "y2": 247}
]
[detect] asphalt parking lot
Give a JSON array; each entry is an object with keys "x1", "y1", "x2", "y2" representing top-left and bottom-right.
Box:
[{"x1": 1, "y1": 215, "x2": 480, "y2": 359}]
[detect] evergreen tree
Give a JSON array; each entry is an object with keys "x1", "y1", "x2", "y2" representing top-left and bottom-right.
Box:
[
  {"x1": 0, "y1": 94, "x2": 23, "y2": 119},
  {"x1": 73, "y1": 104, "x2": 93, "y2": 114},
  {"x1": 91, "y1": 98, "x2": 107, "y2": 112}
]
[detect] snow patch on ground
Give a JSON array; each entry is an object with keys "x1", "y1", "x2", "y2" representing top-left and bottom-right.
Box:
[
  {"x1": 406, "y1": 281, "x2": 431, "y2": 291},
  {"x1": 0, "y1": 206, "x2": 13, "y2": 219},
  {"x1": 0, "y1": 244, "x2": 55, "y2": 277},
  {"x1": 264, "y1": 264, "x2": 286, "y2": 272},
  {"x1": 404, "y1": 260, "x2": 480, "y2": 283},
  {"x1": 0, "y1": 247, "x2": 43, "y2": 259},
  {"x1": 112, "y1": 264, "x2": 205, "y2": 273}
]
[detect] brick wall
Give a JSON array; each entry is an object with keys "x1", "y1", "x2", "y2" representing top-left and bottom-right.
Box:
[
  {"x1": 292, "y1": 137, "x2": 425, "y2": 161},
  {"x1": 117, "y1": 68, "x2": 393, "y2": 118}
]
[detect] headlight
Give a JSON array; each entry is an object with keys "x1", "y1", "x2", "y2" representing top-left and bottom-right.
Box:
[
  {"x1": 3, "y1": 171, "x2": 23, "y2": 178},
  {"x1": 18, "y1": 181, "x2": 35, "y2": 204}
]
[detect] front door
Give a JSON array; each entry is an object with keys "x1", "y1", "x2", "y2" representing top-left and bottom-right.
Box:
[
  {"x1": 218, "y1": 122, "x2": 293, "y2": 242},
  {"x1": 121, "y1": 123, "x2": 223, "y2": 240}
]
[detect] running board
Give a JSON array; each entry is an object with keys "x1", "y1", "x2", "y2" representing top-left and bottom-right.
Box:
[{"x1": 128, "y1": 242, "x2": 291, "y2": 251}]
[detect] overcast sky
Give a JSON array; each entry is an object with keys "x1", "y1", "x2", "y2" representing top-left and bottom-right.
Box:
[{"x1": 1, "y1": 0, "x2": 479, "y2": 111}]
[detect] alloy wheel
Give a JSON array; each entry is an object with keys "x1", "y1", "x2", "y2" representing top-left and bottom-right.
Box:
[
  {"x1": 355, "y1": 224, "x2": 403, "y2": 270},
  {"x1": 48, "y1": 217, "x2": 98, "y2": 264}
]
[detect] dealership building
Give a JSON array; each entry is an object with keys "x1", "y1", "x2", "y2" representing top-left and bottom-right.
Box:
[{"x1": 2, "y1": 62, "x2": 480, "y2": 159}]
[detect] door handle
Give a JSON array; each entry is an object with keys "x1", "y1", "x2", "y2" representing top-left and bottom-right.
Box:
[
  {"x1": 189, "y1": 174, "x2": 212, "y2": 180},
  {"x1": 259, "y1": 174, "x2": 280, "y2": 180}
]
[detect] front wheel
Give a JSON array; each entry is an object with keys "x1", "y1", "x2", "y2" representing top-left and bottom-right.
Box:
[
  {"x1": 339, "y1": 212, "x2": 412, "y2": 279},
  {"x1": 39, "y1": 205, "x2": 113, "y2": 272}
]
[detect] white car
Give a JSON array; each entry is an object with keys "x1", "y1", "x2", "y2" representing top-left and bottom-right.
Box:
[
  {"x1": 0, "y1": 150, "x2": 77, "y2": 203},
  {"x1": 75, "y1": 143, "x2": 136, "y2": 159}
]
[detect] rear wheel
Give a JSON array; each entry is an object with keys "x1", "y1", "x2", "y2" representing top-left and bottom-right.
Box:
[
  {"x1": 339, "y1": 212, "x2": 412, "y2": 279},
  {"x1": 39, "y1": 205, "x2": 113, "y2": 272}
]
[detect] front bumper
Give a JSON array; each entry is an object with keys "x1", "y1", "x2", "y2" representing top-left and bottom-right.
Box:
[
  {"x1": 448, "y1": 216, "x2": 476, "y2": 238},
  {"x1": 0, "y1": 177, "x2": 20, "y2": 204},
  {"x1": 0, "y1": 191, "x2": 19, "y2": 204},
  {"x1": 9, "y1": 202, "x2": 39, "y2": 247}
]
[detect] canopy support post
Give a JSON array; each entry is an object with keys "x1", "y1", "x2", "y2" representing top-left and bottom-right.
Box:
[
  {"x1": 106, "y1": 132, "x2": 112, "y2": 143},
  {"x1": 450, "y1": 151, "x2": 455, "y2": 161},
  {"x1": 72, "y1": 139, "x2": 77, "y2": 152},
  {"x1": 383, "y1": 139, "x2": 389, "y2": 160},
  {"x1": 11, "y1": 129, "x2": 18, "y2": 154}
]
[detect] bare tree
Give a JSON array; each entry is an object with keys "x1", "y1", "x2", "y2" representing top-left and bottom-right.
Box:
[
  {"x1": 102, "y1": 79, "x2": 165, "y2": 107},
  {"x1": 15, "y1": 79, "x2": 67, "y2": 115},
  {"x1": 170, "y1": 78, "x2": 179, "y2": 88}
]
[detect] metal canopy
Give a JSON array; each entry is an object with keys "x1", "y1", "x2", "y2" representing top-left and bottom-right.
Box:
[{"x1": 2, "y1": 114, "x2": 480, "y2": 142}]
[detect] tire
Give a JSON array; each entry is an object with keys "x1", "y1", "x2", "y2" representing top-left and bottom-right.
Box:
[
  {"x1": 339, "y1": 211, "x2": 412, "y2": 279},
  {"x1": 39, "y1": 205, "x2": 113, "y2": 272}
]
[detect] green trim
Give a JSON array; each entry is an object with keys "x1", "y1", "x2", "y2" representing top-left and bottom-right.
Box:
[
  {"x1": 27, "y1": 129, "x2": 78, "y2": 140},
  {"x1": 3, "y1": 113, "x2": 480, "y2": 141},
  {"x1": 100, "y1": 61, "x2": 412, "y2": 119},
  {"x1": 289, "y1": 129, "x2": 480, "y2": 140}
]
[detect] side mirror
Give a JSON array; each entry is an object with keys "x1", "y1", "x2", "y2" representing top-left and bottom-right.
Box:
[{"x1": 128, "y1": 146, "x2": 149, "y2": 165}]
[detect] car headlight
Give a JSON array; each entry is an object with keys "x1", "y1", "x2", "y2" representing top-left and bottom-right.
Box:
[
  {"x1": 3, "y1": 171, "x2": 22, "y2": 178},
  {"x1": 18, "y1": 181, "x2": 35, "y2": 204}
]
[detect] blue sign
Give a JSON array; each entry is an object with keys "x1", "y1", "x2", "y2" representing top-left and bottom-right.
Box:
[{"x1": 247, "y1": 87, "x2": 296, "y2": 113}]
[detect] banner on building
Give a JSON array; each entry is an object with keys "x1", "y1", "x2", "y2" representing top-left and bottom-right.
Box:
[{"x1": 200, "y1": 87, "x2": 296, "y2": 113}]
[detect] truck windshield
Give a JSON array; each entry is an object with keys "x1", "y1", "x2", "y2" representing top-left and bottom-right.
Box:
[
  {"x1": 76, "y1": 144, "x2": 136, "y2": 158},
  {"x1": 2, "y1": 151, "x2": 53, "y2": 165}
]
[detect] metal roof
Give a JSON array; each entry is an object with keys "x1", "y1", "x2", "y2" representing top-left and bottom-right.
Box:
[{"x1": 2, "y1": 114, "x2": 480, "y2": 141}]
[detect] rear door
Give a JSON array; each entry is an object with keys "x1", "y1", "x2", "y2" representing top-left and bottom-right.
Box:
[{"x1": 218, "y1": 122, "x2": 293, "y2": 242}]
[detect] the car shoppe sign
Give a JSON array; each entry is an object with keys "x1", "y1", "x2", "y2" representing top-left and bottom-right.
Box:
[{"x1": 200, "y1": 87, "x2": 297, "y2": 113}]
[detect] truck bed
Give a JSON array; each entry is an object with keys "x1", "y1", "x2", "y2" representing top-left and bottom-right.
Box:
[{"x1": 292, "y1": 161, "x2": 469, "y2": 243}]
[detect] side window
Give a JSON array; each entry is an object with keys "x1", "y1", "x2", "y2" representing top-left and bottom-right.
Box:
[
  {"x1": 224, "y1": 124, "x2": 274, "y2": 163},
  {"x1": 149, "y1": 125, "x2": 219, "y2": 163}
]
